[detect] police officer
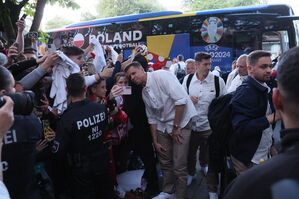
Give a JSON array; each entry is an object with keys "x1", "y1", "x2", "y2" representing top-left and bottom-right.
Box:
[
  {"x1": 0, "y1": 66, "x2": 42, "y2": 199},
  {"x1": 55, "y1": 73, "x2": 113, "y2": 199}
]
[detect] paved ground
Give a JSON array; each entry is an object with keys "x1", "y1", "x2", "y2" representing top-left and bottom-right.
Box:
[
  {"x1": 156, "y1": 161, "x2": 210, "y2": 199},
  {"x1": 187, "y1": 171, "x2": 209, "y2": 199}
]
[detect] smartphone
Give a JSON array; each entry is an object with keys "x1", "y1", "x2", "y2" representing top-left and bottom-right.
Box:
[
  {"x1": 120, "y1": 86, "x2": 132, "y2": 95},
  {"x1": 42, "y1": 120, "x2": 50, "y2": 142},
  {"x1": 47, "y1": 44, "x2": 56, "y2": 53},
  {"x1": 20, "y1": 14, "x2": 27, "y2": 21}
]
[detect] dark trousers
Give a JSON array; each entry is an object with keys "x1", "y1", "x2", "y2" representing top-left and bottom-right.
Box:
[
  {"x1": 70, "y1": 170, "x2": 113, "y2": 199},
  {"x1": 187, "y1": 130, "x2": 212, "y2": 175},
  {"x1": 130, "y1": 127, "x2": 159, "y2": 192}
]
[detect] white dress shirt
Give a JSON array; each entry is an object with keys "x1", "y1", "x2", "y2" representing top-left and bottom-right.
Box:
[
  {"x1": 142, "y1": 70, "x2": 197, "y2": 134},
  {"x1": 182, "y1": 72, "x2": 227, "y2": 131},
  {"x1": 226, "y1": 68, "x2": 238, "y2": 90},
  {"x1": 227, "y1": 75, "x2": 247, "y2": 93}
]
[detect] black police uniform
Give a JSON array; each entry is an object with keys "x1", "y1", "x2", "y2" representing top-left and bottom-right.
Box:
[
  {"x1": 55, "y1": 99, "x2": 113, "y2": 199},
  {"x1": 2, "y1": 114, "x2": 43, "y2": 199}
]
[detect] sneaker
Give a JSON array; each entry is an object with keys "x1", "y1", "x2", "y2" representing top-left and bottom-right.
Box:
[
  {"x1": 187, "y1": 175, "x2": 194, "y2": 186},
  {"x1": 152, "y1": 192, "x2": 174, "y2": 199},
  {"x1": 115, "y1": 185, "x2": 126, "y2": 198},
  {"x1": 209, "y1": 192, "x2": 218, "y2": 199},
  {"x1": 202, "y1": 166, "x2": 208, "y2": 176}
]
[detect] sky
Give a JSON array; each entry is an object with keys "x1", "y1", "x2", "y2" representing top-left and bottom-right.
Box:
[
  {"x1": 41, "y1": 0, "x2": 299, "y2": 30},
  {"x1": 41, "y1": 0, "x2": 184, "y2": 29}
]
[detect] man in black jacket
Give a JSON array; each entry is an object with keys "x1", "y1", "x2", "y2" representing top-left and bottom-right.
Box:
[
  {"x1": 123, "y1": 55, "x2": 160, "y2": 197},
  {"x1": 229, "y1": 50, "x2": 281, "y2": 174},
  {"x1": 55, "y1": 73, "x2": 113, "y2": 199},
  {"x1": 224, "y1": 46, "x2": 299, "y2": 199}
]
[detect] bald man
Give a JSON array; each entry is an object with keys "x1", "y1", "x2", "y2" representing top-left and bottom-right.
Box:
[{"x1": 227, "y1": 54, "x2": 248, "y2": 93}]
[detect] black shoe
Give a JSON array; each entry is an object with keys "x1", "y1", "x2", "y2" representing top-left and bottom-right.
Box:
[{"x1": 144, "y1": 188, "x2": 160, "y2": 199}]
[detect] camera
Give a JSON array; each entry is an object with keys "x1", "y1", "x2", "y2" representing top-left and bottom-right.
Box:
[{"x1": 0, "y1": 91, "x2": 35, "y2": 115}]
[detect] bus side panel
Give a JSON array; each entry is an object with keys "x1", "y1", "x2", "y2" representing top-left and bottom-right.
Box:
[
  {"x1": 146, "y1": 33, "x2": 190, "y2": 65},
  {"x1": 190, "y1": 46, "x2": 233, "y2": 72}
]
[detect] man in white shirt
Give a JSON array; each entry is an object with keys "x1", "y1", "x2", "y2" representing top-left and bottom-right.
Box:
[
  {"x1": 126, "y1": 62, "x2": 197, "y2": 199},
  {"x1": 182, "y1": 52, "x2": 226, "y2": 199},
  {"x1": 170, "y1": 54, "x2": 186, "y2": 77},
  {"x1": 185, "y1": 59, "x2": 196, "y2": 75},
  {"x1": 227, "y1": 54, "x2": 248, "y2": 93}
]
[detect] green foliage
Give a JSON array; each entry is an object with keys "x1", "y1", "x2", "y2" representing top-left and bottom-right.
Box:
[
  {"x1": 45, "y1": 15, "x2": 74, "y2": 30},
  {"x1": 37, "y1": 31, "x2": 50, "y2": 44},
  {"x1": 183, "y1": 0, "x2": 268, "y2": 11},
  {"x1": 80, "y1": 12, "x2": 97, "y2": 21},
  {"x1": 22, "y1": 0, "x2": 79, "y2": 18},
  {"x1": 95, "y1": 0, "x2": 165, "y2": 18},
  {"x1": 47, "y1": 0, "x2": 80, "y2": 9},
  {"x1": 23, "y1": 3, "x2": 36, "y2": 17}
]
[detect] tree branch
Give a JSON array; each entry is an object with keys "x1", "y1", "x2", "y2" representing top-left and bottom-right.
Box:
[{"x1": 18, "y1": 0, "x2": 30, "y2": 9}]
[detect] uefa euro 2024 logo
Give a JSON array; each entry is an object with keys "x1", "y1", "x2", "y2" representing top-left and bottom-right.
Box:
[{"x1": 201, "y1": 17, "x2": 224, "y2": 44}]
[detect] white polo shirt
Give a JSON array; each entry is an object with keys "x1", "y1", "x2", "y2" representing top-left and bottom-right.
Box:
[
  {"x1": 182, "y1": 72, "x2": 227, "y2": 132},
  {"x1": 142, "y1": 70, "x2": 197, "y2": 134}
]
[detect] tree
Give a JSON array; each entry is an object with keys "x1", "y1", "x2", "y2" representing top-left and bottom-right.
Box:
[
  {"x1": 183, "y1": 0, "x2": 268, "y2": 11},
  {"x1": 45, "y1": 15, "x2": 74, "y2": 30},
  {"x1": 0, "y1": 0, "x2": 79, "y2": 44},
  {"x1": 94, "y1": 0, "x2": 165, "y2": 19}
]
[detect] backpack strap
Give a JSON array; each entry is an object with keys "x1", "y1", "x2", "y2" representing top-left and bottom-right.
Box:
[
  {"x1": 186, "y1": 73, "x2": 194, "y2": 94},
  {"x1": 214, "y1": 75, "x2": 220, "y2": 98}
]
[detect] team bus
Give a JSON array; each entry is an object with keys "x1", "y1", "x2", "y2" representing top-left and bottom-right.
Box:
[{"x1": 47, "y1": 4, "x2": 299, "y2": 71}]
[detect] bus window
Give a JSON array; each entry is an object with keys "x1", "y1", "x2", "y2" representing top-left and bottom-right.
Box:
[
  {"x1": 234, "y1": 18, "x2": 262, "y2": 31},
  {"x1": 173, "y1": 17, "x2": 190, "y2": 34},
  {"x1": 233, "y1": 31, "x2": 259, "y2": 58},
  {"x1": 151, "y1": 21, "x2": 163, "y2": 35},
  {"x1": 262, "y1": 31, "x2": 289, "y2": 59},
  {"x1": 165, "y1": 19, "x2": 175, "y2": 34},
  {"x1": 190, "y1": 17, "x2": 202, "y2": 33}
]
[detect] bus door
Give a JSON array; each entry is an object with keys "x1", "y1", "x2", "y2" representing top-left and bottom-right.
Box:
[
  {"x1": 261, "y1": 30, "x2": 289, "y2": 60},
  {"x1": 146, "y1": 33, "x2": 190, "y2": 67},
  {"x1": 261, "y1": 16, "x2": 299, "y2": 60},
  {"x1": 233, "y1": 31, "x2": 260, "y2": 59}
]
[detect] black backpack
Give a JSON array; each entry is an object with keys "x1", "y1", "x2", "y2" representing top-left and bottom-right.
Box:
[
  {"x1": 176, "y1": 63, "x2": 186, "y2": 80},
  {"x1": 207, "y1": 92, "x2": 236, "y2": 195}
]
